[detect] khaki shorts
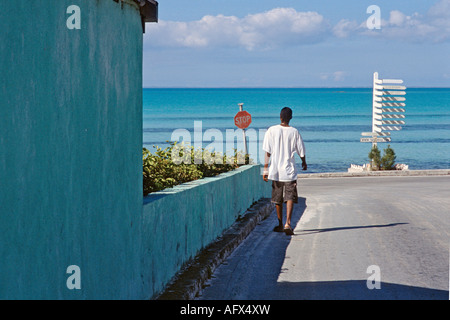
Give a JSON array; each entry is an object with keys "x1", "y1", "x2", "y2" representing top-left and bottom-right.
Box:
[{"x1": 271, "y1": 180, "x2": 298, "y2": 205}]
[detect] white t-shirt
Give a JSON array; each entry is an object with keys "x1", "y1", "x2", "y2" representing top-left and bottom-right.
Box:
[{"x1": 262, "y1": 125, "x2": 305, "y2": 182}]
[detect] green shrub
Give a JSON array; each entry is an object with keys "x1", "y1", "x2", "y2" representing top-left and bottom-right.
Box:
[
  {"x1": 368, "y1": 145, "x2": 381, "y2": 170},
  {"x1": 381, "y1": 144, "x2": 396, "y2": 170},
  {"x1": 143, "y1": 142, "x2": 250, "y2": 196},
  {"x1": 368, "y1": 144, "x2": 397, "y2": 171}
]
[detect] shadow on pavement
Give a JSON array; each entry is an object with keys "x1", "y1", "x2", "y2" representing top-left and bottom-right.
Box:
[
  {"x1": 274, "y1": 280, "x2": 448, "y2": 300},
  {"x1": 298, "y1": 222, "x2": 409, "y2": 235}
]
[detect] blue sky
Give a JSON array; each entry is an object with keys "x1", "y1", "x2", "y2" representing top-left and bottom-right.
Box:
[{"x1": 143, "y1": 0, "x2": 450, "y2": 87}]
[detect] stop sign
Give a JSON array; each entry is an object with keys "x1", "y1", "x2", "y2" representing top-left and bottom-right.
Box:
[{"x1": 234, "y1": 110, "x2": 252, "y2": 129}]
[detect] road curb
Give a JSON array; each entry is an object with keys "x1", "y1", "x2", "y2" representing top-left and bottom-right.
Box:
[
  {"x1": 298, "y1": 169, "x2": 450, "y2": 179},
  {"x1": 156, "y1": 198, "x2": 274, "y2": 300}
]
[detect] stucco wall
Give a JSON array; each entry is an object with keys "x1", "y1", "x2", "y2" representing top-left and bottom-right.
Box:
[
  {"x1": 0, "y1": 0, "x2": 144, "y2": 299},
  {"x1": 142, "y1": 165, "x2": 270, "y2": 299},
  {"x1": 0, "y1": 0, "x2": 269, "y2": 300}
]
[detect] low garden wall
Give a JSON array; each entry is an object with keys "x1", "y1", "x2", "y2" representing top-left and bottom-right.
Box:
[{"x1": 142, "y1": 164, "x2": 270, "y2": 299}]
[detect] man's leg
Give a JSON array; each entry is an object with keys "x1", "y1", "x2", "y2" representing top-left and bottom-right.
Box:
[
  {"x1": 283, "y1": 181, "x2": 298, "y2": 235},
  {"x1": 285, "y1": 200, "x2": 294, "y2": 229},
  {"x1": 272, "y1": 181, "x2": 284, "y2": 232},
  {"x1": 276, "y1": 203, "x2": 283, "y2": 228}
]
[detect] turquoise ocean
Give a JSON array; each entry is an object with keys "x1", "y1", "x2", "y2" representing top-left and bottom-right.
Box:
[{"x1": 143, "y1": 88, "x2": 450, "y2": 173}]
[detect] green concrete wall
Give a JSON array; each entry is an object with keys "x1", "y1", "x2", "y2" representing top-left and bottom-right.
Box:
[
  {"x1": 142, "y1": 165, "x2": 271, "y2": 299},
  {"x1": 0, "y1": 0, "x2": 144, "y2": 299}
]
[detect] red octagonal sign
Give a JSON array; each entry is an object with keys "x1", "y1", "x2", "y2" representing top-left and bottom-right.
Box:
[{"x1": 234, "y1": 110, "x2": 252, "y2": 129}]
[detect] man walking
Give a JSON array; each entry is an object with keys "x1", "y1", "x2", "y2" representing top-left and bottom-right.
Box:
[{"x1": 262, "y1": 107, "x2": 307, "y2": 235}]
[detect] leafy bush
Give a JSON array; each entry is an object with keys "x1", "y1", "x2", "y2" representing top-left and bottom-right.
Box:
[{"x1": 143, "y1": 142, "x2": 250, "y2": 196}]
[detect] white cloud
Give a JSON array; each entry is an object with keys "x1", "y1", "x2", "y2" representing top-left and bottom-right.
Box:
[
  {"x1": 145, "y1": 8, "x2": 329, "y2": 51},
  {"x1": 330, "y1": 0, "x2": 450, "y2": 43},
  {"x1": 332, "y1": 19, "x2": 360, "y2": 38},
  {"x1": 360, "y1": 0, "x2": 450, "y2": 43},
  {"x1": 144, "y1": 1, "x2": 450, "y2": 51},
  {"x1": 319, "y1": 71, "x2": 346, "y2": 82},
  {"x1": 389, "y1": 10, "x2": 407, "y2": 27},
  {"x1": 428, "y1": 0, "x2": 450, "y2": 16}
]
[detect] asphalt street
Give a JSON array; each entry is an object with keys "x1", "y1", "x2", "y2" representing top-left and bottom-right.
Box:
[{"x1": 197, "y1": 176, "x2": 450, "y2": 300}]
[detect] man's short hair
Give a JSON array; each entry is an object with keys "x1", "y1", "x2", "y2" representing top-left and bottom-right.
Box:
[{"x1": 280, "y1": 107, "x2": 293, "y2": 123}]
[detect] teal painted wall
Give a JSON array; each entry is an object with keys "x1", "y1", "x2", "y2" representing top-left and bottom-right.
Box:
[
  {"x1": 142, "y1": 165, "x2": 271, "y2": 299},
  {"x1": 0, "y1": 0, "x2": 144, "y2": 299},
  {"x1": 0, "y1": 1, "x2": 270, "y2": 300}
]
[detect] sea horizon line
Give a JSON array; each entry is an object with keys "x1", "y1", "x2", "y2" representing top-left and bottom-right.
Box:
[{"x1": 143, "y1": 86, "x2": 450, "y2": 89}]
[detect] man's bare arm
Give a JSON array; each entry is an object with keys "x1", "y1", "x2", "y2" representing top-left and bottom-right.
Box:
[
  {"x1": 263, "y1": 152, "x2": 271, "y2": 182},
  {"x1": 301, "y1": 156, "x2": 307, "y2": 171}
]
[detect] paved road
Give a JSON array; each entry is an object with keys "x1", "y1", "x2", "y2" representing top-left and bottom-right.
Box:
[{"x1": 198, "y1": 176, "x2": 450, "y2": 300}]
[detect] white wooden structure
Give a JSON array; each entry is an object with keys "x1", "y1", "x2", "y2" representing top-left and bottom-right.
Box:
[{"x1": 361, "y1": 72, "x2": 406, "y2": 147}]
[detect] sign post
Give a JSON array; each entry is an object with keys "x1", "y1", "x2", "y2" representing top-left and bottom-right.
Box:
[
  {"x1": 361, "y1": 72, "x2": 406, "y2": 147},
  {"x1": 234, "y1": 103, "x2": 252, "y2": 155}
]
